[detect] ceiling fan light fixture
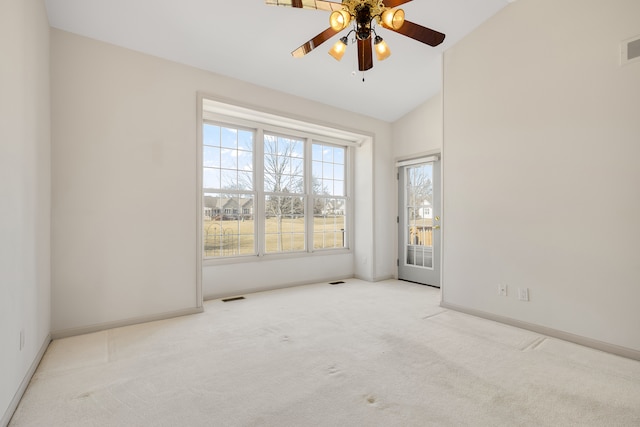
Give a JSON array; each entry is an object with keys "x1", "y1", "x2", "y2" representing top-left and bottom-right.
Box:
[
  {"x1": 328, "y1": 36, "x2": 349, "y2": 61},
  {"x1": 381, "y1": 8, "x2": 405, "y2": 30},
  {"x1": 329, "y1": 9, "x2": 351, "y2": 31},
  {"x1": 267, "y1": 0, "x2": 446, "y2": 72},
  {"x1": 374, "y1": 35, "x2": 391, "y2": 61}
]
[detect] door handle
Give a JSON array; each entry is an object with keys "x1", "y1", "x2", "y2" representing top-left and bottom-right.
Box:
[{"x1": 433, "y1": 225, "x2": 441, "y2": 230}]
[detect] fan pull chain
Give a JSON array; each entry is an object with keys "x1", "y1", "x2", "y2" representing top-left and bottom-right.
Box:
[{"x1": 359, "y1": 37, "x2": 365, "y2": 82}]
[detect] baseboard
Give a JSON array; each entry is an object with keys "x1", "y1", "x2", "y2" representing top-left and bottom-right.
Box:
[
  {"x1": 51, "y1": 306, "x2": 204, "y2": 340},
  {"x1": 371, "y1": 274, "x2": 395, "y2": 282},
  {"x1": 353, "y1": 274, "x2": 394, "y2": 282},
  {"x1": 2, "y1": 334, "x2": 51, "y2": 427},
  {"x1": 440, "y1": 301, "x2": 640, "y2": 361}
]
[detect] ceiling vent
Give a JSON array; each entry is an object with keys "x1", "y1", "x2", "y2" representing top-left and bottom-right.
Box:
[{"x1": 621, "y1": 35, "x2": 640, "y2": 66}]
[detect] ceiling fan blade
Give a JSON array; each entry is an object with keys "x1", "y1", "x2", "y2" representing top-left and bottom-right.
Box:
[
  {"x1": 382, "y1": 0, "x2": 413, "y2": 7},
  {"x1": 265, "y1": 0, "x2": 343, "y2": 11},
  {"x1": 291, "y1": 27, "x2": 339, "y2": 57},
  {"x1": 357, "y1": 38, "x2": 373, "y2": 71},
  {"x1": 382, "y1": 19, "x2": 445, "y2": 47}
]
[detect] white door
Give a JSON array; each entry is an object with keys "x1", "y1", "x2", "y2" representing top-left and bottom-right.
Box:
[{"x1": 398, "y1": 159, "x2": 441, "y2": 287}]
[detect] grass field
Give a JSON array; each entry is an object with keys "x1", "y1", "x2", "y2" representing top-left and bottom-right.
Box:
[{"x1": 204, "y1": 216, "x2": 346, "y2": 257}]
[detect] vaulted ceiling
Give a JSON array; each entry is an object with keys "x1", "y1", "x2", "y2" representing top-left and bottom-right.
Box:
[{"x1": 45, "y1": 0, "x2": 511, "y2": 122}]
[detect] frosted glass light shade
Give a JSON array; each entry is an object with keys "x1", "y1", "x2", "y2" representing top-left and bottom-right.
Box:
[
  {"x1": 329, "y1": 9, "x2": 351, "y2": 31},
  {"x1": 374, "y1": 36, "x2": 391, "y2": 61},
  {"x1": 328, "y1": 37, "x2": 348, "y2": 61},
  {"x1": 381, "y1": 8, "x2": 405, "y2": 30}
]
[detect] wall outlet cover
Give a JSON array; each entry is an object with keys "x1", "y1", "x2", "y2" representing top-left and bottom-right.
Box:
[
  {"x1": 518, "y1": 288, "x2": 529, "y2": 301},
  {"x1": 498, "y1": 284, "x2": 507, "y2": 296}
]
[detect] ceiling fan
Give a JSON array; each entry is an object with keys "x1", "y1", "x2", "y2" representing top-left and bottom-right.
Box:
[{"x1": 265, "y1": 0, "x2": 446, "y2": 72}]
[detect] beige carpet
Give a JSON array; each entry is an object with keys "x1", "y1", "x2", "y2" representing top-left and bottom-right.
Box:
[{"x1": 10, "y1": 279, "x2": 640, "y2": 426}]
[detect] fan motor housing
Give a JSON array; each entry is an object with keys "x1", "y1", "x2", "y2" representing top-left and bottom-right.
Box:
[{"x1": 355, "y1": 4, "x2": 372, "y2": 40}]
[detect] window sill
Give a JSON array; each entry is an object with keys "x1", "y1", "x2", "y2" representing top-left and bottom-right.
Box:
[{"x1": 202, "y1": 248, "x2": 352, "y2": 267}]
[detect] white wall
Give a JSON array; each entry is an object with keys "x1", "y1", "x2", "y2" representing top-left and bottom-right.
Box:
[
  {"x1": 203, "y1": 254, "x2": 355, "y2": 299},
  {"x1": 392, "y1": 93, "x2": 442, "y2": 160},
  {"x1": 50, "y1": 29, "x2": 394, "y2": 333},
  {"x1": 0, "y1": 0, "x2": 51, "y2": 423},
  {"x1": 442, "y1": 0, "x2": 640, "y2": 352}
]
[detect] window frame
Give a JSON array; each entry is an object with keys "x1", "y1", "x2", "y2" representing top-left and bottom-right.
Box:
[
  {"x1": 201, "y1": 113, "x2": 354, "y2": 265},
  {"x1": 310, "y1": 141, "x2": 349, "y2": 252}
]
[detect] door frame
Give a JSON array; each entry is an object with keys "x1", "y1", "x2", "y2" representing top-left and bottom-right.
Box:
[{"x1": 395, "y1": 152, "x2": 442, "y2": 287}]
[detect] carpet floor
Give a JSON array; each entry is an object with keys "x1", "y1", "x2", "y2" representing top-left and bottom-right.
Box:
[{"x1": 9, "y1": 279, "x2": 640, "y2": 426}]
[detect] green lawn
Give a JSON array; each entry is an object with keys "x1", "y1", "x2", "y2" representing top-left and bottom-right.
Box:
[{"x1": 204, "y1": 216, "x2": 345, "y2": 257}]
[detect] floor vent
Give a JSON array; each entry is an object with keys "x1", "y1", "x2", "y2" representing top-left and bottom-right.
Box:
[
  {"x1": 329, "y1": 281, "x2": 345, "y2": 285},
  {"x1": 222, "y1": 296, "x2": 245, "y2": 302},
  {"x1": 621, "y1": 35, "x2": 640, "y2": 65}
]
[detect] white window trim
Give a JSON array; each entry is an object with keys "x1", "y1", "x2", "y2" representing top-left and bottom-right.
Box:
[{"x1": 199, "y1": 97, "x2": 356, "y2": 266}]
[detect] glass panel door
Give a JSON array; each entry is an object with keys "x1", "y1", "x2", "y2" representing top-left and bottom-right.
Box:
[{"x1": 398, "y1": 159, "x2": 441, "y2": 287}]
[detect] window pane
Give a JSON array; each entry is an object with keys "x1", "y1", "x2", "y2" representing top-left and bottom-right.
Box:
[
  {"x1": 203, "y1": 167, "x2": 220, "y2": 189},
  {"x1": 290, "y1": 175, "x2": 304, "y2": 193},
  {"x1": 323, "y1": 162, "x2": 333, "y2": 180},
  {"x1": 290, "y1": 157, "x2": 304, "y2": 176},
  {"x1": 313, "y1": 197, "x2": 346, "y2": 250},
  {"x1": 277, "y1": 138, "x2": 290, "y2": 155},
  {"x1": 312, "y1": 143, "x2": 345, "y2": 197},
  {"x1": 203, "y1": 124, "x2": 257, "y2": 257},
  {"x1": 264, "y1": 134, "x2": 305, "y2": 194},
  {"x1": 203, "y1": 124, "x2": 220, "y2": 146},
  {"x1": 221, "y1": 169, "x2": 237, "y2": 188},
  {"x1": 203, "y1": 193, "x2": 255, "y2": 257},
  {"x1": 323, "y1": 146, "x2": 333, "y2": 162},
  {"x1": 405, "y1": 163, "x2": 433, "y2": 261},
  {"x1": 238, "y1": 171, "x2": 253, "y2": 191},
  {"x1": 334, "y1": 180, "x2": 344, "y2": 197},
  {"x1": 220, "y1": 148, "x2": 237, "y2": 169},
  {"x1": 264, "y1": 135, "x2": 277, "y2": 153},
  {"x1": 290, "y1": 140, "x2": 304, "y2": 158},
  {"x1": 312, "y1": 144, "x2": 323, "y2": 161},
  {"x1": 322, "y1": 179, "x2": 333, "y2": 195},
  {"x1": 203, "y1": 146, "x2": 220, "y2": 168},
  {"x1": 238, "y1": 130, "x2": 253, "y2": 151},
  {"x1": 312, "y1": 161, "x2": 322, "y2": 181},
  {"x1": 237, "y1": 150, "x2": 253, "y2": 172},
  {"x1": 221, "y1": 127, "x2": 237, "y2": 149},
  {"x1": 264, "y1": 195, "x2": 305, "y2": 253}
]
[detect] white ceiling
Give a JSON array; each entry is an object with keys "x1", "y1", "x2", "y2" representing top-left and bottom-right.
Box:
[{"x1": 45, "y1": 0, "x2": 511, "y2": 122}]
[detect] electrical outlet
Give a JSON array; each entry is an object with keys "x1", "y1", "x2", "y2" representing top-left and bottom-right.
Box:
[
  {"x1": 19, "y1": 329, "x2": 25, "y2": 351},
  {"x1": 518, "y1": 288, "x2": 529, "y2": 301},
  {"x1": 498, "y1": 284, "x2": 507, "y2": 296}
]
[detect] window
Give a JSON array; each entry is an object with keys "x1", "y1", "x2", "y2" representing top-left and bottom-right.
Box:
[
  {"x1": 263, "y1": 133, "x2": 306, "y2": 253},
  {"x1": 312, "y1": 143, "x2": 347, "y2": 250},
  {"x1": 203, "y1": 123, "x2": 255, "y2": 257},
  {"x1": 202, "y1": 119, "x2": 351, "y2": 260}
]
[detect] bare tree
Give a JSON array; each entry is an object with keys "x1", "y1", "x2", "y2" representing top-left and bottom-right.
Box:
[
  {"x1": 407, "y1": 165, "x2": 433, "y2": 220},
  {"x1": 264, "y1": 135, "x2": 304, "y2": 251},
  {"x1": 312, "y1": 176, "x2": 331, "y2": 215}
]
